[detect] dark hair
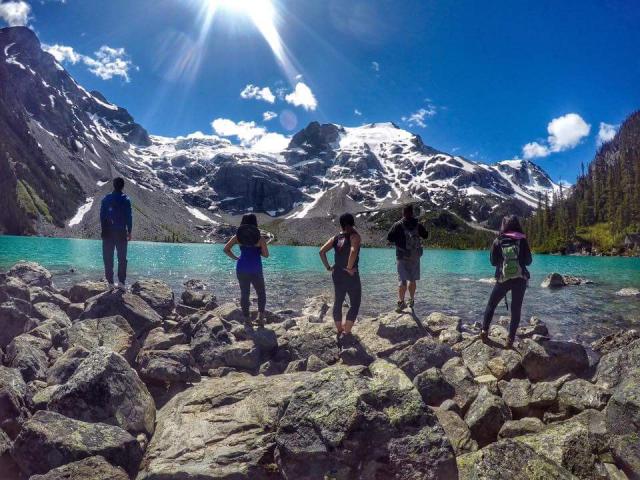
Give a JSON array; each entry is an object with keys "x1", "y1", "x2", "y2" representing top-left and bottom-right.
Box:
[
  {"x1": 500, "y1": 215, "x2": 524, "y2": 234},
  {"x1": 339, "y1": 213, "x2": 355, "y2": 230},
  {"x1": 403, "y1": 204, "x2": 415, "y2": 218},
  {"x1": 113, "y1": 177, "x2": 125, "y2": 192},
  {"x1": 240, "y1": 213, "x2": 258, "y2": 227}
]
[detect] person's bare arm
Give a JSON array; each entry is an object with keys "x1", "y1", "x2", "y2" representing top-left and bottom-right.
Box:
[
  {"x1": 259, "y1": 237, "x2": 270, "y2": 258},
  {"x1": 223, "y1": 236, "x2": 239, "y2": 261},
  {"x1": 319, "y1": 237, "x2": 334, "y2": 271},
  {"x1": 345, "y1": 233, "x2": 361, "y2": 275}
]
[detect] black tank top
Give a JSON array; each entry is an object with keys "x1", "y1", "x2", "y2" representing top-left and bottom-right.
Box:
[{"x1": 333, "y1": 232, "x2": 359, "y2": 269}]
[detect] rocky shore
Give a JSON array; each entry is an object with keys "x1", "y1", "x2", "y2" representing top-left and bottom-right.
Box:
[{"x1": 0, "y1": 261, "x2": 639, "y2": 479}]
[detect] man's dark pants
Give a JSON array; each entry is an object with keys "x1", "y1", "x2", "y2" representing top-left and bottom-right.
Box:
[{"x1": 102, "y1": 230, "x2": 128, "y2": 284}]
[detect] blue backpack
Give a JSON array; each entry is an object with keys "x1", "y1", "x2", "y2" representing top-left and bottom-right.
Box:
[{"x1": 104, "y1": 194, "x2": 129, "y2": 231}]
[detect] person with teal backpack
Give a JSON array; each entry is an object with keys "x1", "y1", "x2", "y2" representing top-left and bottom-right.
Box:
[{"x1": 481, "y1": 214, "x2": 532, "y2": 348}]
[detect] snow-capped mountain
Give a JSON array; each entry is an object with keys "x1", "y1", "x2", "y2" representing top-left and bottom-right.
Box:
[{"x1": 0, "y1": 26, "x2": 559, "y2": 241}]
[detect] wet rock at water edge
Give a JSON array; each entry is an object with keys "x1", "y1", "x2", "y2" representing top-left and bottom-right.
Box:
[
  {"x1": 12, "y1": 410, "x2": 143, "y2": 477},
  {"x1": 48, "y1": 348, "x2": 156, "y2": 436},
  {"x1": 29, "y1": 455, "x2": 129, "y2": 480},
  {"x1": 615, "y1": 287, "x2": 640, "y2": 297},
  {"x1": 131, "y1": 279, "x2": 175, "y2": 317},
  {"x1": 6, "y1": 261, "x2": 52, "y2": 288}
]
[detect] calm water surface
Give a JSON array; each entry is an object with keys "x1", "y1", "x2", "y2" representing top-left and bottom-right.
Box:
[{"x1": 1, "y1": 235, "x2": 639, "y2": 343}]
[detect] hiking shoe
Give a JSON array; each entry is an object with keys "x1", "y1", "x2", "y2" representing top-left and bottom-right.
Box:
[
  {"x1": 116, "y1": 283, "x2": 126, "y2": 292},
  {"x1": 396, "y1": 301, "x2": 406, "y2": 313},
  {"x1": 408, "y1": 298, "x2": 415, "y2": 309},
  {"x1": 107, "y1": 283, "x2": 115, "y2": 291},
  {"x1": 256, "y1": 313, "x2": 265, "y2": 327},
  {"x1": 336, "y1": 332, "x2": 343, "y2": 349},
  {"x1": 479, "y1": 330, "x2": 488, "y2": 342}
]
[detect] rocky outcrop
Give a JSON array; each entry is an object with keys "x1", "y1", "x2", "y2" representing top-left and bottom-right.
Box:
[
  {"x1": 131, "y1": 279, "x2": 175, "y2": 317},
  {"x1": 606, "y1": 369, "x2": 640, "y2": 436},
  {"x1": 519, "y1": 339, "x2": 589, "y2": 381},
  {"x1": 6, "y1": 262, "x2": 52, "y2": 288},
  {"x1": 29, "y1": 456, "x2": 129, "y2": 480},
  {"x1": 12, "y1": 410, "x2": 143, "y2": 477},
  {"x1": 541, "y1": 273, "x2": 593, "y2": 288}
]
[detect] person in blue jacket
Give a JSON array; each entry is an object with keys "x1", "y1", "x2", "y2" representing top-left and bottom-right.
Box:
[
  {"x1": 224, "y1": 214, "x2": 270, "y2": 326},
  {"x1": 100, "y1": 177, "x2": 132, "y2": 291}
]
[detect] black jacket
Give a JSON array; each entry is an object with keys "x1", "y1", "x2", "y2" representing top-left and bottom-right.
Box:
[
  {"x1": 490, "y1": 234, "x2": 532, "y2": 280},
  {"x1": 387, "y1": 218, "x2": 429, "y2": 258}
]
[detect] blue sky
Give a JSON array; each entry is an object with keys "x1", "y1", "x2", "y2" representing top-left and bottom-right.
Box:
[{"x1": 2, "y1": 0, "x2": 640, "y2": 182}]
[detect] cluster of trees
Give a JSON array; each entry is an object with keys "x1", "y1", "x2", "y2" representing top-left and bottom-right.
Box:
[{"x1": 524, "y1": 111, "x2": 640, "y2": 253}]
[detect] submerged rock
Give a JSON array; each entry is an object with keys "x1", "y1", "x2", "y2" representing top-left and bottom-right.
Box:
[
  {"x1": 615, "y1": 288, "x2": 640, "y2": 297},
  {"x1": 48, "y1": 348, "x2": 156, "y2": 436},
  {"x1": 12, "y1": 410, "x2": 143, "y2": 477},
  {"x1": 541, "y1": 273, "x2": 593, "y2": 288}
]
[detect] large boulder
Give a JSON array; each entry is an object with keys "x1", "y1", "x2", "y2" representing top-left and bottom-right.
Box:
[
  {"x1": 0, "y1": 301, "x2": 37, "y2": 349},
  {"x1": 80, "y1": 290, "x2": 162, "y2": 337},
  {"x1": 68, "y1": 280, "x2": 110, "y2": 303},
  {"x1": 7, "y1": 262, "x2": 52, "y2": 288},
  {"x1": 610, "y1": 433, "x2": 640, "y2": 480},
  {"x1": 138, "y1": 371, "x2": 313, "y2": 479},
  {"x1": 31, "y1": 302, "x2": 71, "y2": 327},
  {"x1": 431, "y1": 407, "x2": 478, "y2": 455},
  {"x1": 12, "y1": 410, "x2": 143, "y2": 477},
  {"x1": 540, "y1": 272, "x2": 565, "y2": 288},
  {"x1": 456, "y1": 439, "x2": 577, "y2": 479},
  {"x1": 0, "y1": 428, "x2": 20, "y2": 479},
  {"x1": 142, "y1": 327, "x2": 187, "y2": 351},
  {"x1": 189, "y1": 315, "x2": 233, "y2": 372},
  {"x1": 137, "y1": 346, "x2": 201, "y2": 384},
  {"x1": 441, "y1": 357, "x2": 480, "y2": 412},
  {"x1": 5, "y1": 334, "x2": 49, "y2": 382},
  {"x1": 519, "y1": 339, "x2": 588, "y2": 382},
  {"x1": 0, "y1": 275, "x2": 30, "y2": 302},
  {"x1": 131, "y1": 279, "x2": 175, "y2": 317},
  {"x1": 464, "y1": 387, "x2": 512, "y2": 447},
  {"x1": 425, "y1": 312, "x2": 461, "y2": 334},
  {"x1": 606, "y1": 369, "x2": 640, "y2": 435},
  {"x1": 498, "y1": 417, "x2": 544, "y2": 438},
  {"x1": 54, "y1": 315, "x2": 140, "y2": 363},
  {"x1": 46, "y1": 346, "x2": 91, "y2": 385},
  {"x1": 281, "y1": 320, "x2": 340, "y2": 365},
  {"x1": 460, "y1": 338, "x2": 522, "y2": 379},
  {"x1": 0, "y1": 366, "x2": 30, "y2": 438},
  {"x1": 558, "y1": 379, "x2": 610, "y2": 413},
  {"x1": 413, "y1": 367, "x2": 455, "y2": 406},
  {"x1": 29, "y1": 456, "x2": 129, "y2": 480},
  {"x1": 275, "y1": 361, "x2": 457, "y2": 479},
  {"x1": 375, "y1": 311, "x2": 424, "y2": 343},
  {"x1": 48, "y1": 349, "x2": 155, "y2": 436},
  {"x1": 594, "y1": 339, "x2": 640, "y2": 390},
  {"x1": 388, "y1": 336, "x2": 457, "y2": 378}
]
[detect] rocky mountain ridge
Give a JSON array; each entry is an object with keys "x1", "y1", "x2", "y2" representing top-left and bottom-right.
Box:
[
  {"x1": 1, "y1": 261, "x2": 639, "y2": 479},
  {"x1": 1, "y1": 26, "x2": 559, "y2": 243}
]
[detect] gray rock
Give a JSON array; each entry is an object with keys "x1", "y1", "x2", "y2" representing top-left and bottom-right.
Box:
[
  {"x1": 29, "y1": 455, "x2": 129, "y2": 480},
  {"x1": 541, "y1": 272, "x2": 565, "y2": 288},
  {"x1": 31, "y1": 384, "x2": 60, "y2": 411},
  {"x1": 558, "y1": 379, "x2": 610, "y2": 413},
  {"x1": 529, "y1": 380, "x2": 559, "y2": 408},
  {"x1": 0, "y1": 275, "x2": 30, "y2": 302},
  {"x1": 498, "y1": 378, "x2": 533, "y2": 417},
  {"x1": 54, "y1": 315, "x2": 140, "y2": 363},
  {"x1": 29, "y1": 287, "x2": 71, "y2": 310},
  {"x1": 606, "y1": 369, "x2": 640, "y2": 436},
  {"x1": 610, "y1": 433, "x2": 640, "y2": 480},
  {"x1": 595, "y1": 339, "x2": 640, "y2": 390},
  {"x1": 498, "y1": 417, "x2": 544, "y2": 438},
  {"x1": 48, "y1": 348, "x2": 155, "y2": 436},
  {"x1": 306, "y1": 354, "x2": 328, "y2": 372},
  {"x1": 180, "y1": 289, "x2": 217, "y2": 309},
  {"x1": 0, "y1": 301, "x2": 37, "y2": 349},
  {"x1": 221, "y1": 340, "x2": 261, "y2": 370},
  {"x1": 376, "y1": 311, "x2": 424, "y2": 343},
  {"x1": 46, "y1": 345, "x2": 91, "y2": 385},
  {"x1": 80, "y1": 290, "x2": 162, "y2": 337},
  {"x1": 281, "y1": 320, "x2": 340, "y2": 365},
  {"x1": 431, "y1": 407, "x2": 478, "y2": 455},
  {"x1": 68, "y1": 280, "x2": 110, "y2": 303},
  {"x1": 461, "y1": 338, "x2": 522, "y2": 379},
  {"x1": 456, "y1": 439, "x2": 577, "y2": 479},
  {"x1": 275, "y1": 361, "x2": 457, "y2": 479},
  {"x1": 189, "y1": 316, "x2": 233, "y2": 372},
  {"x1": 7, "y1": 262, "x2": 52, "y2": 288},
  {"x1": 142, "y1": 327, "x2": 187, "y2": 351},
  {"x1": 425, "y1": 312, "x2": 461, "y2": 334},
  {"x1": 464, "y1": 387, "x2": 512, "y2": 447},
  {"x1": 592, "y1": 329, "x2": 640, "y2": 355},
  {"x1": 32, "y1": 302, "x2": 71, "y2": 327},
  {"x1": 413, "y1": 367, "x2": 455, "y2": 406},
  {"x1": 137, "y1": 346, "x2": 201, "y2": 384},
  {"x1": 0, "y1": 428, "x2": 20, "y2": 480},
  {"x1": 388, "y1": 336, "x2": 457, "y2": 379},
  {"x1": 615, "y1": 288, "x2": 640, "y2": 297},
  {"x1": 12, "y1": 410, "x2": 142, "y2": 477},
  {"x1": 0, "y1": 366, "x2": 30, "y2": 438},
  {"x1": 520, "y1": 339, "x2": 589, "y2": 381},
  {"x1": 131, "y1": 279, "x2": 175, "y2": 317},
  {"x1": 441, "y1": 357, "x2": 480, "y2": 413},
  {"x1": 300, "y1": 294, "x2": 330, "y2": 323},
  {"x1": 66, "y1": 303, "x2": 84, "y2": 321},
  {"x1": 5, "y1": 334, "x2": 49, "y2": 382}
]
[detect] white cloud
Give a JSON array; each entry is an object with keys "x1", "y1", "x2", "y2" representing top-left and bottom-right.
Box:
[
  {"x1": 522, "y1": 142, "x2": 550, "y2": 159},
  {"x1": 284, "y1": 82, "x2": 318, "y2": 111},
  {"x1": 596, "y1": 122, "x2": 618, "y2": 146},
  {"x1": 263, "y1": 111, "x2": 278, "y2": 122},
  {"x1": 211, "y1": 118, "x2": 290, "y2": 154},
  {"x1": 371, "y1": 61, "x2": 380, "y2": 72},
  {"x1": 0, "y1": 1, "x2": 30, "y2": 26},
  {"x1": 240, "y1": 84, "x2": 275, "y2": 104},
  {"x1": 43, "y1": 43, "x2": 134, "y2": 81},
  {"x1": 402, "y1": 106, "x2": 436, "y2": 128},
  {"x1": 43, "y1": 44, "x2": 82, "y2": 64},
  {"x1": 522, "y1": 113, "x2": 591, "y2": 159},
  {"x1": 354, "y1": 109, "x2": 362, "y2": 116}
]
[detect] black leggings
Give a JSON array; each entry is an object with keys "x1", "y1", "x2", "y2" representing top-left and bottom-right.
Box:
[
  {"x1": 237, "y1": 272, "x2": 266, "y2": 317},
  {"x1": 483, "y1": 278, "x2": 527, "y2": 339},
  {"x1": 332, "y1": 270, "x2": 361, "y2": 323}
]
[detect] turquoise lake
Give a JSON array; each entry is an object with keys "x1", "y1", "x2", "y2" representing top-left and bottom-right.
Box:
[{"x1": 1, "y1": 235, "x2": 639, "y2": 343}]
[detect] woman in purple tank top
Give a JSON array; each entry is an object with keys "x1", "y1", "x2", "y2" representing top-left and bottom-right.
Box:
[{"x1": 223, "y1": 214, "x2": 270, "y2": 326}]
